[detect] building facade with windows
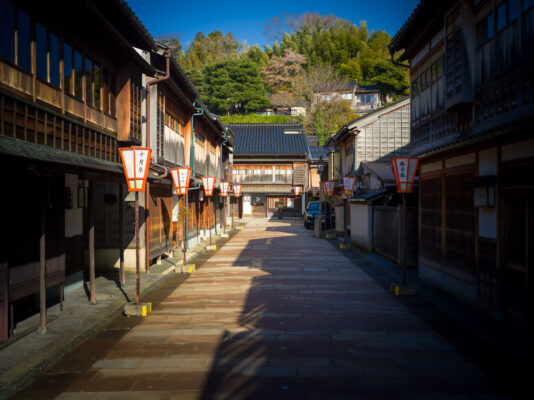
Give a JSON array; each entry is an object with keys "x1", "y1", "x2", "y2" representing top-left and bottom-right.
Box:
[
  {"x1": 0, "y1": 0, "x2": 231, "y2": 343},
  {"x1": 229, "y1": 123, "x2": 309, "y2": 217},
  {"x1": 389, "y1": 0, "x2": 534, "y2": 324}
]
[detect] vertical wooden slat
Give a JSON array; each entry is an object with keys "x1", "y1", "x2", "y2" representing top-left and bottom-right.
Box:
[
  {"x1": 43, "y1": 112, "x2": 48, "y2": 145},
  {"x1": 23, "y1": 104, "x2": 28, "y2": 141},
  {"x1": 12, "y1": 101, "x2": 16, "y2": 138},
  {"x1": 99, "y1": 131, "x2": 102, "y2": 159},
  {"x1": 61, "y1": 119, "x2": 64, "y2": 150},
  {"x1": 0, "y1": 262, "x2": 8, "y2": 343},
  {"x1": 39, "y1": 184, "x2": 47, "y2": 333},
  {"x1": 441, "y1": 159, "x2": 446, "y2": 263},
  {"x1": 82, "y1": 126, "x2": 85, "y2": 155},
  {"x1": 34, "y1": 108, "x2": 38, "y2": 143},
  {"x1": 88, "y1": 181, "x2": 96, "y2": 304},
  {"x1": 0, "y1": 95, "x2": 4, "y2": 134},
  {"x1": 52, "y1": 115, "x2": 57, "y2": 148}
]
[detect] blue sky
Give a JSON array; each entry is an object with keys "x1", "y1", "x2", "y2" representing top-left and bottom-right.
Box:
[{"x1": 126, "y1": 0, "x2": 419, "y2": 48}]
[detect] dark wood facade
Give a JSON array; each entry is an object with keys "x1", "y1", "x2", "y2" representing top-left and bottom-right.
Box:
[{"x1": 390, "y1": 0, "x2": 534, "y2": 324}]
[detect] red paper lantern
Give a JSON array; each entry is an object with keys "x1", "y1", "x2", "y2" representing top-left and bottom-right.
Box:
[
  {"x1": 219, "y1": 181, "x2": 230, "y2": 197},
  {"x1": 202, "y1": 176, "x2": 216, "y2": 197},
  {"x1": 233, "y1": 182, "x2": 242, "y2": 197},
  {"x1": 293, "y1": 186, "x2": 302, "y2": 196},
  {"x1": 170, "y1": 167, "x2": 191, "y2": 195},
  {"x1": 322, "y1": 181, "x2": 335, "y2": 197},
  {"x1": 390, "y1": 157, "x2": 419, "y2": 193},
  {"x1": 342, "y1": 176, "x2": 356, "y2": 197},
  {"x1": 119, "y1": 147, "x2": 152, "y2": 192}
]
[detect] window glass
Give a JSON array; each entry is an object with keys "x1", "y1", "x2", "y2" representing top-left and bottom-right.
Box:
[
  {"x1": 232, "y1": 169, "x2": 239, "y2": 175},
  {"x1": 287, "y1": 169, "x2": 293, "y2": 174},
  {"x1": 63, "y1": 43, "x2": 72, "y2": 94},
  {"x1": 85, "y1": 57, "x2": 93, "y2": 106},
  {"x1": 341, "y1": 93, "x2": 352, "y2": 100},
  {"x1": 73, "y1": 49, "x2": 83, "y2": 99},
  {"x1": 264, "y1": 169, "x2": 272, "y2": 174},
  {"x1": 253, "y1": 169, "x2": 261, "y2": 174},
  {"x1": 524, "y1": 0, "x2": 534, "y2": 10},
  {"x1": 509, "y1": 0, "x2": 518, "y2": 20},
  {"x1": 497, "y1": 3, "x2": 507, "y2": 31},
  {"x1": 35, "y1": 22, "x2": 47, "y2": 81},
  {"x1": 0, "y1": 0, "x2": 15, "y2": 62},
  {"x1": 17, "y1": 8, "x2": 31, "y2": 71},
  {"x1": 49, "y1": 32, "x2": 59, "y2": 86}
]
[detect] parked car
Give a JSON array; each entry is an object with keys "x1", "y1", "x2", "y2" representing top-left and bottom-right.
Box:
[{"x1": 304, "y1": 201, "x2": 335, "y2": 229}]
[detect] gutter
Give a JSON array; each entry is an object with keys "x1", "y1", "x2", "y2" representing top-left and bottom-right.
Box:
[{"x1": 145, "y1": 49, "x2": 171, "y2": 272}]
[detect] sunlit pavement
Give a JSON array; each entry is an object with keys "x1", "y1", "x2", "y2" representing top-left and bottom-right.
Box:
[{"x1": 14, "y1": 219, "x2": 512, "y2": 399}]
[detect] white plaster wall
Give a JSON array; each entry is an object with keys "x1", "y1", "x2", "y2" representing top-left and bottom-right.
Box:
[
  {"x1": 478, "y1": 148, "x2": 497, "y2": 239},
  {"x1": 335, "y1": 205, "x2": 344, "y2": 233},
  {"x1": 502, "y1": 139, "x2": 534, "y2": 161},
  {"x1": 350, "y1": 203, "x2": 370, "y2": 251},
  {"x1": 65, "y1": 174, "x2": 83, "y2": 238}
]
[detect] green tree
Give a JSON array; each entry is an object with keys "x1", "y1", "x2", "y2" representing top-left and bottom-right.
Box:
[
  {"x1": 202, "y1": 59, "x2": 270, "y2": 115},
  {"x1": 303, "y1": 99, "x2": 359, "y2": 144}
]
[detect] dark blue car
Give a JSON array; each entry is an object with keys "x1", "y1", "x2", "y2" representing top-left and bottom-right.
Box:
[{"x1": 304, "y1": 201, "x2": 335, "y2": 229}]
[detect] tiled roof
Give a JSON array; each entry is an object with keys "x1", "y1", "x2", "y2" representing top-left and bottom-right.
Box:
[
  {"x1": 309, "y1": 146, "x2": 331, "y2": 161},
  {"x1": 229, "y1": 123, "x2": 308, "y2": 156}
]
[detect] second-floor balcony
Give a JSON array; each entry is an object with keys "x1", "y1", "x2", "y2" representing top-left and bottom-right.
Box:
[{"x1": 233, "y1": 173, "x2": 293, "y2": 185}]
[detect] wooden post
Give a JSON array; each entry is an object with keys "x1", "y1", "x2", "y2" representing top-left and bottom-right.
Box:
[
  {"x1": 402, "y1": 193, "x2": 407, "y2": 285},
  {"x1": 344, "y1": 198, "x2": 348, "y2": 244},
  {"x1": 208, "y1": 197, "x2": 212, "y2": 245},
  {"x1": 39, "y1": 188, "x2": 47, "y2": 332},
  {"x1": 119, "y1": 183, "x2": 125, "y2": 287},
  {"x1": 0, "y1": 262, "x2": 8, "y2": 342},
  {"x1": 135, "y1": 192, "x2": 140, "y2": 305},
  {"x1": 88, "y1": 181, "x2": 96, "y2": 304}
]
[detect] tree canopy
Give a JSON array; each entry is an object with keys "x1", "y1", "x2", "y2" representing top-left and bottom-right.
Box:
[{"x1": 156, "y1": 13, "x2": 409, "y2": 133}]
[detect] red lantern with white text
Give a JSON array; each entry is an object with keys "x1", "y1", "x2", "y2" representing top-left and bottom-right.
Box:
[
  {"x1": 170, "y1": 167, "x2": 191, "y2": 195},
  {"x1": 219, "y1": 181, "x2": 230, "y2": 197},
  {"x1": 119, "y1": 147, "x2": 151, "y2": 192},
  {"x1": 342, "y1": 176, "x2": 356, "y2": 197},
  {"x1": 390, "y1": 157, "x2": 418, "y2": 193},
  {"x1": 322, "y1": 181, "x2": 335, "y2": 197},
  {"x1": 202, "y1": 176, "x2": 216, "y2": 196},
  {"x1": 233, "y1": 182, "x2": 242, "y2": 197}
]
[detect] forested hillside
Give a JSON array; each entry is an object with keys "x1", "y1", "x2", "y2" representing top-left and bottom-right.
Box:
[{"x1": 157, "y1": 13, "x2": 409, "y2": 142}]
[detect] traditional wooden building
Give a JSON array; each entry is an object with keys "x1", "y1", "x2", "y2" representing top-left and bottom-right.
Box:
[
  {"x1": 229, "y1": 123, "x2": 309, "y2": 217},
  {"x1": 325, "y1": 97, "x2": 412, "y2": 242},
  {"x1": 389, "y1": 0, "x2": 534, "y2": 324},
  {"x1": 0, "y1": 0, "x2": 231, "y2": 343}
]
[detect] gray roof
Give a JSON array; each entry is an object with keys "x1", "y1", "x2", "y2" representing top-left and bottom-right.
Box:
[
  {"x1": 229, "y1": 123, "x2": 308, "y2": 156},
  {"x1": 309, "y1": 146, "x2": 331, "y2": 161},
  {"x1": 357, "y1": 162, "x2": 395, "y2": 182}
]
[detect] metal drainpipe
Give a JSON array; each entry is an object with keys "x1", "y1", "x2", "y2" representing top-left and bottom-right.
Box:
[
  {"x1": 186, "y1": 101, "x2": 204, "y2": 250},
  {"x1": 145, "y1": 49, "x2": 171, "y2": 272}
]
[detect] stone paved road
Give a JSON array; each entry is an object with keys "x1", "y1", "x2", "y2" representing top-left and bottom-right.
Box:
[{"x1": 13, "y1": 219, "x2": 513, "y2": 399}]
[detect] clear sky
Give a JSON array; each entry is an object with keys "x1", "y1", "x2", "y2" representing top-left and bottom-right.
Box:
[{"x1": 126, "y1": 0, "x2": 419, "y2": 48}]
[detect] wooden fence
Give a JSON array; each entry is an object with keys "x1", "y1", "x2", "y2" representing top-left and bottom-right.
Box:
[{"x1": 372, "y1": 206, "x2": 418, "y2": 266}]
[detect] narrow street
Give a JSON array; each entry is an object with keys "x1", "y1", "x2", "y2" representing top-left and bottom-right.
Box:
[{"x1": 15, "y1": 219, "x2": 512, "y2": 399}]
